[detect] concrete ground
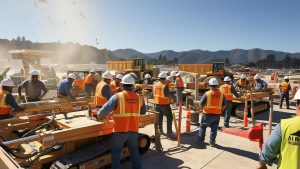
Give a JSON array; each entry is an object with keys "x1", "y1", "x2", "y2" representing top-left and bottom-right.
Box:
[{"x1": 121, "y1": 103, "x2": 297, "y2": 169}]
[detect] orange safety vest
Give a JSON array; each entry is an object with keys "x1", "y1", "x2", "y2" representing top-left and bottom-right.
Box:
[
  {"x1": 176, "y1": 76, "x2": 184, "y2": 88},
  {"x1": 280, "y1": 82, "x2": 289, "y2": 92},
  {"x1": 153, "y1": 81, "x2": 170, "y2": 105},
  {"x1": 94, "y1": 81, "x2": 109, "y2": 107},
  {"x1": 84, "y1": 74, "x2": 94, "y2": 84},
  {"x1": 220, "y1": 84, "x2": 233, "y2": 101},
  {"x1": 109, "y1": 81, "x2": 119, "y2": 92},
  {"x1": 203, "y1": 90, "x2": 224, "y2": 115},
  {"x1": 0, "y1": 88, "x2": 10, "y2": 115},
  {"x1": 113, "y1": 91, "x2": 143, "y2": 132}
]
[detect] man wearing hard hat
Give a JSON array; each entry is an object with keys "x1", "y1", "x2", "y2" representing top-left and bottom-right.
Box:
[
  {"x1": 94, "y1": 71, "x2": 112, "y2": 108},
  {"x1": 109, "y1": 74, "x2": 123, "y2": 94},
  {"x1": 57, "y1": 73, "x2": 76, "y2": 101},
  {"x1": 253, "y1": 74, "x2": 268, "y2": 92},
  {"x1": 198, "y1": 78, "x2": 226, "y2": 148},
  {"x1": 175, "y1": 72, "x2": 184, "y2": 106},
  {"x1": 18, "y1": 70, "x2": 48, "y2": 102},
  {"x1": 84, "y1": 69, "x2": 98, "y2": 97},
  {"x1": 153, "y1": 72, "x2": 176, "y2": 139},
  {"x1": 220, "y1": 76, "x2": 240, "y2": 128},
  {"x1": 279, "y1": 76, "x2": 291, "y2": 109},
  {"x1": 170, "y1": 71, "x2": 177, "y2": 83},
  {"x1": 0, "y1": 78, "x2": 25, "y2": 119},
  {"x1": 143, "y1": 74, "x2": 153, "y2": 85},
  {"x1": 97, "y1": 74, "x2": 146, "y2": 169},
  {"x1": 235, "y1": 74, "x2": 250, "y2": 91},
  {"x1": 257, "y1": 89, "x2": 300, "y2": 169}
]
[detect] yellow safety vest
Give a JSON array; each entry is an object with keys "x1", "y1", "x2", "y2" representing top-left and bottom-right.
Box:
[{"x1": 278, "y1": 116, "x2": 300, "y2": 169}]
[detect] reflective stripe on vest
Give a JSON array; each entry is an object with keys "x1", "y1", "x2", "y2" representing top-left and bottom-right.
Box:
[
  {"x1": 176, "y1": 76, "x2": 184, "y2": 88},
  {"x1": 203, "y1": 90, "x2": 223, "y2": 114},
  {"x1": 278, "y1": 117, "x2": 300, "y2": 169},
  {"x1": 220, "y1": 84, "x2": 233, "y2": 101},
  {"x1": 153, "y1": 81, "x2": 170, "y2": 105},
  {"x1": 113, "y1": 91, "x2": 142, "y2": 132},
  {"x1": 0, "y1": 88, "x2": 10, "y2": 115},
  {"x1": 94, "y1": 81, "x2": 108, "y2": 106},
  {"x1": 280, "y1": 82, "x2": 289, "y2": 92},
  {"x1": 84, "y1": 74, "x2": 93, "y2": 84}
]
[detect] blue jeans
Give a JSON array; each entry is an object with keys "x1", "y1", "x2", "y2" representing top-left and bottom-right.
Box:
[
  {"x1": 224, "y1": 101, "x2": 232, "y2": 126},
  {"x1": 198, "y1": 114, "x2": 221, "y2": 144},
  {"x1": 279, "y1": 92, "x2": 289, "y2": 108},
  {"x1": 111, "y1": 132, "x2": 141, "y2": 169},
  {"x1": 176, "y1": 89, "x2": 183, "y2": 106},
  {"x1": 155, "y1": 104, "x2": 173, "y2": 133}
]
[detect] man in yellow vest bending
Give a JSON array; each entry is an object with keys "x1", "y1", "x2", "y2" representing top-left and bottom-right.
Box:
[
  {"x1": 279, "y1": 76, "x2": 291, "y2": 109},
  {"x1": 257, "y1": 89, "x2": 300, "y2": 169},
  {"x1": 94, "y1": 71, "x2": 112, "y2": 108},
  {"x1": 97, "y1": 74, "x2": 146, "y2": 169},
  {"x1": 198, "y1": 78, "x2": 226, "y2": 148},
  {"x1": 220, "y1": 76, "x2": 239, "y2": 128}
]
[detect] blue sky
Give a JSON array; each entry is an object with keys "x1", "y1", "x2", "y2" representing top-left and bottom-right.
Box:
[{"x1": 0, "y1": 0, "x2": 299, "y2": 53}]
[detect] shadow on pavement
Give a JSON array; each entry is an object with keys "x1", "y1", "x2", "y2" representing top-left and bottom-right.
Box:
[
  {"x1": 214, "y1": 144, "x2": 259, "y2": 161},
  {"x1": 255, "y1": 110, "x2": 295, "y2": 124}
]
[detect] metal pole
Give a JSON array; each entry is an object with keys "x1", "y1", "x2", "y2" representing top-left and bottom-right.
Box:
[{"x1": 268, "y1": 94, "x2": 273, "y2": 135}]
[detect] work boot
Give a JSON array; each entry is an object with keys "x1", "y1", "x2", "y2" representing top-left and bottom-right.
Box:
[
  {"x1": 197, "y1": 141, "x2": 206, "y2": 149},
  {"x1": 166, "y1": 132, "x2": 177, "y2": 140},
  {"x1": 223, "y1": 124, "x2": 230, "y2": 128},
  {"x1": 209, "y1": 142, "x2": 217, "y2": 147}
]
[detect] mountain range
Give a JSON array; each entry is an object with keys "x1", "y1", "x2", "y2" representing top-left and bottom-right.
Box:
[{"x1": 1, "y1": 38, "x2": 299, "y2": 64}]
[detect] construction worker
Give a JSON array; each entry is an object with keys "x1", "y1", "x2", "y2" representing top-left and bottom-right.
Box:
[
  {"x1": 97, "y1": 74, "x2": 146, "y2": 169},
  {"x1": 84, "y1": 69, "x2": 98, "y2": 97},
  {"x1": 198, "y1": 78, "x2": 226, "y2": 147},
  {"x1": 0, "y1": 78, "x2": 25, "y2": 119},
  {"x1": 153, "y1": 72, "x2": 176, "y2": 139},
  {"x1": 94, "y1": 71, "x2": 112, "y2": 108},
  {"x1": 18, "y1": 70, "x2": 48, "y2": 102},
  {"x1": 235, "y1": 74, "x2": 250, "y2": 91},
  {"x1": 253, "y1": 74, "x2": 268, "y2": 91},
  {"x1": 57, "y1": 73, "x2": 76, "y2": 101},
  {"x1": 110, "y1": 74, "x2": 123, "y2": 94},
  {"x1": 166, "y1": 76, "x2": 175, "y2": 98},
  {"x1": 170, "y1": 71, "x2": 177, "y2": 83},
  {"x1": 220, "y1": 76, "x2": 239, "y2": 128},
  {"x1": 257, "y1": 89, "x2": 300, "y2": 169},
  {"x1": 279, "y1": 76, "x2": 291, "y2": 109},
  {"x1": 143, "y1": 74, "x2": 153, "y2": 85},
  {"x1": 175, "y1": 72, "x2": 184, "y2": 106}
]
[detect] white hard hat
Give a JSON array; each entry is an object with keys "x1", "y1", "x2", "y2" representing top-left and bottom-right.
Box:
[
  {"x1": 170, "y1": 71, "x2": 177, "y2": 77},
  {"x1": 166, "y1": 76, "x2": 171, "y2": 81},
  {"x1": 284, "y1": 76, "x2": 289, "y2": 80},
  {"x1": 89, "y1": 69, "x2": 96, "y2": 73},
  {"x1": 224, "y1": 76, "x2": 231, "y2": 82},
  {"x1": 254, "y1": 74, "x2": 260, "y2": 80},
  {"x1": 240, "y1": 74, "x2": 246, "y2": 79},
  {"x1": 30, "y1": 70, "x2": 39, "y2": 76},
  {"x1": 144, "y1": 74, "x2": 151, "y2": 79},
  {"x1": 293, "y1": 89, "x2": 300, "y2": 101},
  {"x1": 1, "y1": 78, "x2": 15, "y2": 87},
  {"x1": 130, "y1": 73, "x2": 138, "y2": 80},
  {"x1": 121, "y1": 74, "x2": 135, "y2": 85},
  {"x1": 67, "y1": 73, "x2": 76, "y2": 79},
  {"x1": 158, "y1": 72, "x2": 168, "y2": 79},
  {"x1": 116, "y1": 74, "x2": 123, "y2": 80},
  {"x1": 176, "y1": 72, "x2": 181, "y2": 76},
  {"x1": 102, "y1": 71, "x2": 112, "y2": 79},
  {"x1": 209, "y1": 78, "x2": 219, "y2": 86}
]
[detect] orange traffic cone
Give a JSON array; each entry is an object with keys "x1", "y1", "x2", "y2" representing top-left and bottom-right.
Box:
[{"x1": 186, "y1": 109, "x2": 191, "y2": 133}]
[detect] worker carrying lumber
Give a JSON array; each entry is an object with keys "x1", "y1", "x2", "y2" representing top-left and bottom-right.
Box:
[
  {"x1": 279, "y1": 76, "x2": 291, "y2": 109},
  {"x1": 97, "y1": 74, "x2": 146, "y2": 169},
  {"x1": 143, "y1": 74, "x2": 153, "y2": 85},
  {"x1": 198, "y1": 78, "x2": 226, "y2": 148},
  {"x1": 0, "y1": 77, "x2": 25, "y2": 119},
  {"x1": 235, "y1": 74, "x2": 250, "y2": 92},
  {"x1": 110, "y1": 74, "x2": 123, "y2": 94},
  {"x1": 220, "y1": 76, "x2": 239, "y2": 128},
  {"x1": 18, "y1": 70, "x2": 48, "y2": 102},
  {"x1": 57, "y1": 73, "x2": 76, "y2": 101},
  {"x1": 94, "y1": 71, "x2": 112, "y2": 108},
  {"x1": 253, "y1": 74, "x2": 268, "y2": 91},
  {"x1": 257, "y1": 89, "x2": 300, "y2": 169},
  {"x1": 84, "y1": 69, "x2": 98, "y2": 97},
  {"x1": 153, "y1": 72, "x2": 176, "y2": 139},
  {"x1": 175, "y1": 72, "x2": 184, "y2": 106}
]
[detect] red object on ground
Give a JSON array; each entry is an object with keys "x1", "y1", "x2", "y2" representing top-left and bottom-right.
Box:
[
  {"x1": 222, "y1": 124, "x2": 264, "y2": 150},
  {"x1": 178, "y1": 101, "x2": 182, "y2": 146},
  {"x1": 186, "y1": 109, "x2": 191, "y2": 133}
]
